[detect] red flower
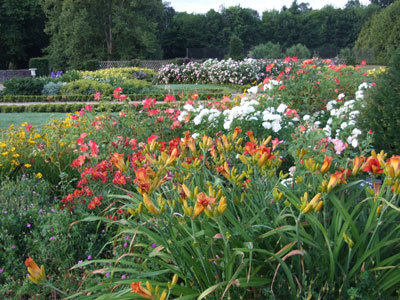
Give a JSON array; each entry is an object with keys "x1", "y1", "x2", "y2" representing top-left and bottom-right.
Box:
[
  {"x1": 363, "y1": 157, "x2": 383, "y2": 175},
  {"x1": 119, "y1": 94, "x2": 127, "y2": 101},
  {"x1": 279, "y1": 84, "x2": 285, "y2": 90},
  {"x1": 164, "y1": 94, "x2": 176, "y2": 103},
  {"x1": 147, "y1": 135, "x2": 158, "y2": 144}
]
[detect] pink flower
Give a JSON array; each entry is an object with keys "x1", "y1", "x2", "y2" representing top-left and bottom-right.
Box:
[
  {"x1": 113, "y1": 87, "x2": 123, "y2": 99},
  {"x1": 119, "y1": 94, "x2": 127, "y2": 101},
  {"x1": 88, "y1": 140, "x2": 99, "y2": 157},
  {"x1": 279, "y1": 84, "x2": 285, "y2": 91},
  {"x1": 143, "y1": 98, "x2": 156, "y2": 108},
  {"x1": 26, "y1": 124, "x2": 33, "y2": 131},
  {"x1": 94, "y1": 92, "x2": 101, "y2": 101},
  {"x1": 85, "y1": 105, "x2": 93, "y2": 112}
]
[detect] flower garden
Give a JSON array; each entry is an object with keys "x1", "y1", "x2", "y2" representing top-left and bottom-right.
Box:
[{"x1": 0, "y1": 55, "x2": 399, "y2": 299}]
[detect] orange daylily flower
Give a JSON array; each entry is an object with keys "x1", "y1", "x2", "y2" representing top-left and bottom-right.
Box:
[
  {"x1": 193, "y1": 192, "x2": 216, "y2": 218},
  {"x1": 25, "y1": 257, "x2": 45, "y2": 284},
  {"x1": 352, "y1": 156, "x2": 365, "y2": 176},
  {"x1": 111, "y1": 152, "x2": 128, "y2": 172},
  {"x1": 385, "y1": 155, "x2": 400, "y2": 178},
  {"x1": 327, "y1": 171, "x2": 346, "y2": 191},
  {"x1": 320, "y1": 156, "x2": 333, "y2": 174},
  {"x1": 233, "y1": 126, "x2": 242, "y2": 140},
  {"x1": 131, "y1": 281, "x2": 153, "y2": 299}
]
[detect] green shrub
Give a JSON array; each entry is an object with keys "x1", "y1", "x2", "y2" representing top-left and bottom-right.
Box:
[
  {"x1": 339, "y1": 47, "x2": 356, "y2": 65},
  {"x1": 355, "y1": 1, "x2": 400, "y2": 65},
  {"x1": 228, "y1": 34, "x2": 244, "y2": 60},
  {"x1": 29, "y1": 57, "x2": 50, "y2": 77},
  {"x1": 58, "y1": 70, "x2": 82, "y2": 82},
  {"x1": 118, "y1": 78, "x2": 152, "y2": 94},
  {"x1": 60, "y1": 79, "x2": 114, "y2": 96},
  {"x1": 42, "y1": 81, "x2": 65, "y2": 95},
  {"x1": 248, "y1": 42, "x2": 284, "y2": 59},
  {"x1": 2, "y1": 77, "x2": 48, "y2": 95},
  {"x1": 130, "y1": 58, "x2": 141, "y2": 67},
  {"x1": 358, "y1": 47, "x2": 400, "y2": 156},
  {"x1": 285, "y1": 43, "x2": 311, "y2": 58},
  {"x1": 84, "y1": 59, "x2": 100, "y2": 71}
]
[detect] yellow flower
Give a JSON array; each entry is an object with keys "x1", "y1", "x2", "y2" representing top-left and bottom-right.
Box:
[
  {"x1": 36, "y1": 173, "x2": 43, "y2": 179},
  {"x1": 24, "y1": 164, "x2": 31, "y2": 168},
  {"x1": 25, "y1": 257, "x2": 45, "y2": 284}
]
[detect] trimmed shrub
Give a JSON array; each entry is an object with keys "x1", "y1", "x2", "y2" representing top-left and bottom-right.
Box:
[
  {"x1": 58, "y1": 70, "x2": 82, "y2": 82},
  {"x1": 84, "y1": 59, "x2": 100, "y2": 71},
  {"x1": 29, "y1": 57, "x2": 49, "y2": 77},
  {"x1": 357, "y1": 48, "x2": 400, "y2": 155},
  {"x1": 2, "y1": 77, "x2": 48, "y2": 95},
  {"x1": 286, "y1": 43, "x2": 311, "y2": 58},
  {"x1": 60, "y1": 79, "x2": 114, "y2": 96},
  {"x1": 248, "y1": 42, "x2": 284, "y2": 59}
]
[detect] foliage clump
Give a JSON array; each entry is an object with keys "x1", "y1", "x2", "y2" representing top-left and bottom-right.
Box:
[{"x1": 358, "y1": 47, "x2": 400, "y2": 155}]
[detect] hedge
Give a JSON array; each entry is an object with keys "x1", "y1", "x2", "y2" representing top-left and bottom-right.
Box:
[
  {"x1": 29, "y1": 57, "x2": 50, "y2": 77},
  {"x1": 0, "y1": 102, "x2": 178, "y2": 113},
  {"x1": 0, "y1": 92, "x2": 230, "y2": 103}
]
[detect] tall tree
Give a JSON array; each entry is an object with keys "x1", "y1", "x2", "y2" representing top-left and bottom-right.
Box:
[
  {"x1": 0, "y1": 0, "x2": 48, "y2": 69},
  {"x1": 41, "y1": 0, "x2": 164, "y2": 69},
  {"x1": 370, "y1": 0, "x2": 395, "y2": 7}
]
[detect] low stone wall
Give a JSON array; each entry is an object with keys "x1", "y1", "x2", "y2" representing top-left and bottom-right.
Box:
[{"x1": 0, "y1": 69, "x2": 31, "y2": 82}]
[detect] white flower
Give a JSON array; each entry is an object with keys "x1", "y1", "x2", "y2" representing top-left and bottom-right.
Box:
[
  {"x1": 338, "y1": 93, "x2": 345, "y2": 100},
  {"x1": 262, "y1": 121, "x2": 272, "y2": 129},
  {"x1": 340, "y1": 122, "x2": 348, "y2": 130},
  {"x1": 277, "y1": 103, "x2": 288, "y2": 113},
  {"x1": 326, "y1": 100, "x2": 337, "y2": 111},
  {"x1": 352, "y1": 128, "x2": 362, "y2": 136},
  {"x1": 248, "y1": 86, "x2": 258, "y2": 94},
  {"x1": 272, "y1": 122, "x2": 282, "y2": 132},
  {"x1": 183, "y1": 104, "x2": 194, "y2": 111},
  {"x1": 192, "y1": 133, "x2": 199, "y2": 139},
  {"x1": 327, "y1": 117, "x2": 333, "y2": 125},
  {"x1": 351, "y1": 138, "x2": 358, "y2": 148}
]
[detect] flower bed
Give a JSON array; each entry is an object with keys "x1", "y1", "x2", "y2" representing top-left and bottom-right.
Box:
[{"x1": 0, "y1": 58, "x2": 398, "y2": 299}]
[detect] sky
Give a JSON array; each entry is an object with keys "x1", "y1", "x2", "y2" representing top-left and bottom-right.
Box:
[{"x1": 167, "y1": 0, "x2": 371, "y2": 15}]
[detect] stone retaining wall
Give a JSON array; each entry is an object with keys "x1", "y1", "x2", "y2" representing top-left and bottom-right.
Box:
[{"x1": 0, "y1": 70, "x2": 31, "y2": 82}]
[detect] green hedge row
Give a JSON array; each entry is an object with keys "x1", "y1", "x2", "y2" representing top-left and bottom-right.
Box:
[
  {"x1": 0, "y1": 92, "x2": 228, "y2": 103},
  {"x1": 0, "y1": 101, "x2": 180, "y2": 113}
]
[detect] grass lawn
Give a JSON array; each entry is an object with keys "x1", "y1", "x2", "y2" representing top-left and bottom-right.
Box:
[{"x1": 0, "y1": 112, "x2": 67, "y2": 129}]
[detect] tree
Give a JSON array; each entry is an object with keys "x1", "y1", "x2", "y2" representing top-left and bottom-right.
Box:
[
  {"x1": 228, "y1": 34, "x2": 244, "y2": 60},
  {"x1": 370, "y1": 0, "x2": 395, "y2": 7},
  {"x1": 0, "y1": 0, "x2": 48, "y2": 69},
  {"x1": 355, "y1": 0, "x2": 400, "y2": 64},
  {"x1": 41, "y1": 0, "x2": 164, "y2": 70}
]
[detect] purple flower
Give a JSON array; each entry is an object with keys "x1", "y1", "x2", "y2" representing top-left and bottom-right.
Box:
[
  {"x1": 27, "y1": 224, "x2": 31, "y2": 228},
  {"x1": 0, "y1": 268, "x2": 4, "y2": 274},
  {"x1": 101, "y1": 229, "x2": 105, "y2": 233},
  {"x1": 123, "y1": 242, "x2": 128, "y2": 247},
  {"x1": 87, "y1": 255, "x2": 92, "y2": 260},
  {"x1": 51, "y1": 208, "x2": 56, "y2": 213},
  {"x1": 152, "y1": 243, "x2": 157, "y2": 249},
  {"x1": 105, "y1": 272, "x2": 110, "y2": 277},
  {"x1": 121, "y1": 274, "x2": 126, "y2": 279},
  {"x1": 50, "y1": 236, "x2": 55, "y2": 241},
  {"x1": 11, "y1": 245, "x2": 15, "y2": 249},
  {"x1": 125, "y1": 235, "x2": 130, "y2": 240},
  {"x1": 3, "y1": 211, "x2": 7, "y2": 214},
  {"x1": 77, "y1": 260, "x2": 83, "y2": 265},
  {"x1": 39, "y1": 209, "x2": 43, "y2": 214}
]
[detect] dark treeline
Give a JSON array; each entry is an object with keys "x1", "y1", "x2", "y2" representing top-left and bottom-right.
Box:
[{"x1": 0, "y1": 0, "x2": 393, "y2": 70}]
